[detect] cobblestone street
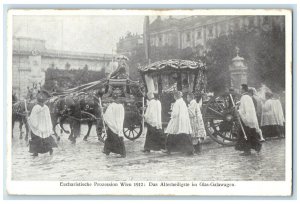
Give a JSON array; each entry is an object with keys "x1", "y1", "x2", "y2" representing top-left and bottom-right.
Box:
[{"x1": 11, "y1": 124, "x2": 285, "y2": 181}]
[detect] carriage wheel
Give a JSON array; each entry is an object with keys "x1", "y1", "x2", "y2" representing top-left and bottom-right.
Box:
[
  {"x1": 123, "y1": 122, "x2": 143, "y2": 141},
  {"x1": 202, "y1": 93, "x2": 240, "y2": 146}
]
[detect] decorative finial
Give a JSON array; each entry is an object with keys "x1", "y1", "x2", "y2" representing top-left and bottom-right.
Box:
[{"x1": 235, "y1": 46, "x2": 240, "y2": 57}]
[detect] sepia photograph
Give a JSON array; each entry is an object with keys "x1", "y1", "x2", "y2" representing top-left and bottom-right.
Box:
[{"x1": 5, "y1": 9, "x2": 293, "y2": 196}]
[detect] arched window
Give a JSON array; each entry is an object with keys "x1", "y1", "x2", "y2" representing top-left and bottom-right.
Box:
[
  {"x1": 197, "y1": 30, "x2": 202, "y2": 39},
  {"x1": 65, "y1": 62, "x2": 71, "y2": 70},
  {"x1": 186, "y1": 33, "x2": 191, "y2": 42},
  {"x1": 208, "y1": 26, "x2": 213, "y2": 37},
  {"x1": 262, "y1": 16, "x2": 269, "y2": 25},
  {"x1": 248, "y1": 17, "x2": 255, "y2": 27}
]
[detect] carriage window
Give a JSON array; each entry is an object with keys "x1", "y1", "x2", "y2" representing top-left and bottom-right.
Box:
[
  {"x1": 168, "y1": 73, "x2": 177, "y2": 87},
  {"x1": 181, "y1": 72, "x2": 189, "y2": 91},
  {"x1": 153, "y1": 76, "x2": 158, "y2": 93},
  {"x1": 145, "y1": 74, "x2": 155, "y2": 93},
  {"x1": 161, "y1": 75, "x2": 169, "y2": 91},
  {"x1": 188, "y1": 72, "x2": 195, "y2": 90}
]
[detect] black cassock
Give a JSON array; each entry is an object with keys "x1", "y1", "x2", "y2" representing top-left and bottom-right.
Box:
[
  {"x1": 29, "y1": 133, "x2": 57, "y2": 154},
  {"x1": 144, "y1": 123, "x2": 166, "y2": 151},
  {"x1": 104, "y1": 128, "x2": 126, "y2": 157},
  {"x1": 166, "y1": 133, "x2": 194, "y2": 154},
  {"x1": 235, "y1": 121, "x2": 262, "y2": 152}
]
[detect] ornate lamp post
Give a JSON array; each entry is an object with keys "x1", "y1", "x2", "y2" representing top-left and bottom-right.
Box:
[{"x1": 229, "y1": 47, "x2": 248, "y2": 93}]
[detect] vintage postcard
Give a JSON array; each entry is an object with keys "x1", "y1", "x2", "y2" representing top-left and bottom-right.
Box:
[{"x1": 5, "y1": 9, "x2": 293, "y2": 196}]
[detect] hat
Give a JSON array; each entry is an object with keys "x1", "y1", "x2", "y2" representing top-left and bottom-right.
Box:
[
  {"x1": 37, "y1": 89, "x2": 50, "y2": 103},
  {"x1": 112, "y1": 88, "x2": 122, "y2": 100}
]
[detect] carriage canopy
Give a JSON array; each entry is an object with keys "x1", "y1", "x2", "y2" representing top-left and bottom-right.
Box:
[{"x1": 139, "y1": 59, "x2": 206, "y2": 94}]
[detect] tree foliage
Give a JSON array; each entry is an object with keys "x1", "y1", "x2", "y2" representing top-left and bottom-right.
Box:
[
  {"x1": 128, "y1": 24, "x2": 285, "y2": 94},
  {"x1": 205, "y1": 25, "x2": 285, "y2": 93},
  {"x1": 44, "y1": 68, "x2": 105, "y2": 91}
]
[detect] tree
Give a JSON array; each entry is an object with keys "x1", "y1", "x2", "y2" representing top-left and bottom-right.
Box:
[{"x1": 205, "y1": 25, "x2": 285, "y2": 93}]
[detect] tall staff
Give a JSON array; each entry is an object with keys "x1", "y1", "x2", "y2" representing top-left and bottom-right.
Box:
[
  {"x1": 24, "y1": 99, "x2": 31, "y2": 145},
  {"x1": 143, "y1": 16, "x2": 150, "y2": 132},
  {"x1": 98, "y1": 97, "x2": 107, "y2": 142},
  {"x1": 229, "y1": 94, "x2": 247, "y2": 140},
  {"x1": 142, "y1": 95, "x2": 145, "y2": 132}
]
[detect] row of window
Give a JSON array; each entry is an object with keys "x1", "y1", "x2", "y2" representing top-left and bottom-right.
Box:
[
  {"x1": 185, "y1": 18, "x2": 263, "y2": 42},
  {"x1": 151, "y1": 16, "x2": 275, "y2": 46}
]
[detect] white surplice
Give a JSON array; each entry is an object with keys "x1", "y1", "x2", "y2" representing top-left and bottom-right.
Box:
[
  {"x1": 145, "y1": 99, "x2": 161, "y2": 129},
  {"x1": 188, "y1": 99, "x2": 206, "y2": 138},
  {"x1": 165, "y1": 98, "x2": 192, "y2": 134},
  {"x1": 238, "y1": 94, "x2": 260, "y2": 132},
  {"x1": 28, "y1": 104, "x2": 53, "y2": 138},
  {"x1": 156, "y1": 99, "x2": 162, "y2": 129},
  {"x1": 103, "y1": 102, "x2": 125, "y2": 136},
  {"x1": 261, "y1": 99, "x2": 285, "y2": 126},
  {"x1": 273, "y1": 99, "x2": 285, "y2": 126}
]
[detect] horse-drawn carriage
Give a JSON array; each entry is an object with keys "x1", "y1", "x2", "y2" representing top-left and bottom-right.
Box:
[
  {"x1": 47, "y1": 75, "x2": 144, "y2": 143},
  {"x1": 139, "y1": 59, "x2": 240, "y2": 146},
  {"x1": 13, "y1": 58, "x2": 240, "y2": 146},
  {"x1": 12, "y1": 70, "x2": 144, "y2": 143}
]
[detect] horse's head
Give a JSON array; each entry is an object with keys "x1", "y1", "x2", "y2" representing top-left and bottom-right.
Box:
[
  {"x1": 26, "y1": 87, "x2": 33, "y2": 100},
  {"x1": 12, "y1": 100, "x2": 35, "y2": 115},
  {"x1": 50, "y1": 96, "x2": 72, "y2": 115},
  {"x1": 12, "y1": 93, "x2": 18, "y2": 104}
]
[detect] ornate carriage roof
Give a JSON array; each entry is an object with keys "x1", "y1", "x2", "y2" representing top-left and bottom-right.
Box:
[{"x1": 139, "y1": 59, "x2": 206, "y2": 73}]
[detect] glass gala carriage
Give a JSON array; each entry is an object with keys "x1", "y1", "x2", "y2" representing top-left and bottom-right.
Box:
[{"x1": 139, "y1": 59, "x2": 240, "y2": 146}]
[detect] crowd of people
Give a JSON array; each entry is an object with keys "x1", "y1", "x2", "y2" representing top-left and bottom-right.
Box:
[
  {"x1": 235, "y1": 84, "x2": 285, "y2": 156},
  {"x1": 24, "y1": 83, "x2": 285, "y2": 158}
]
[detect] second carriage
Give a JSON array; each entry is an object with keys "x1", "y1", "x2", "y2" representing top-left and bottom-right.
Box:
[{"x1": 138, "y1": 59, "x2": 240, "y2": 146}]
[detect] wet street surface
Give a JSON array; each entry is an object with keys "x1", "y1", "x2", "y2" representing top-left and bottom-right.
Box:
[{"x1": 11, "y1": 124, "x2": 285, "y2": 181}]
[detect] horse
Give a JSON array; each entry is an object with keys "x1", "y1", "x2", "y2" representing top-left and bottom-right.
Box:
[
  {"x1": 50, "y1": 91, "x2": 104, "y2": 144},
  {"x1": 78, "y1": 92, "x2": 104, "y2": 142},
  {"x1": 12, "y1": 100, "x2": 35, "y2": 140},
  {"x1": 11, "y1": 89, "x2": 67, "y2": 141},
  {"x1": 12, "y1": 91, "x2": 35, "y2": 140}
]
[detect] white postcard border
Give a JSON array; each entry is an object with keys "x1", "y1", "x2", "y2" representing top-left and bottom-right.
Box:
[{"x1": 5, "y1": 8, "x2": 293, "y2": 196}]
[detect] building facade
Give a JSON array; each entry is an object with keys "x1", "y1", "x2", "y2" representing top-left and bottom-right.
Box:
[
  {"x1": 116, "y1": 32, "x2": 143, "y2": 56},
  {"x1": 12, "y1": 36, "x2": 113, "y2": 98},
  {"x1": 148, "y1": 15, "x2": 285, "y2": 54}
]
